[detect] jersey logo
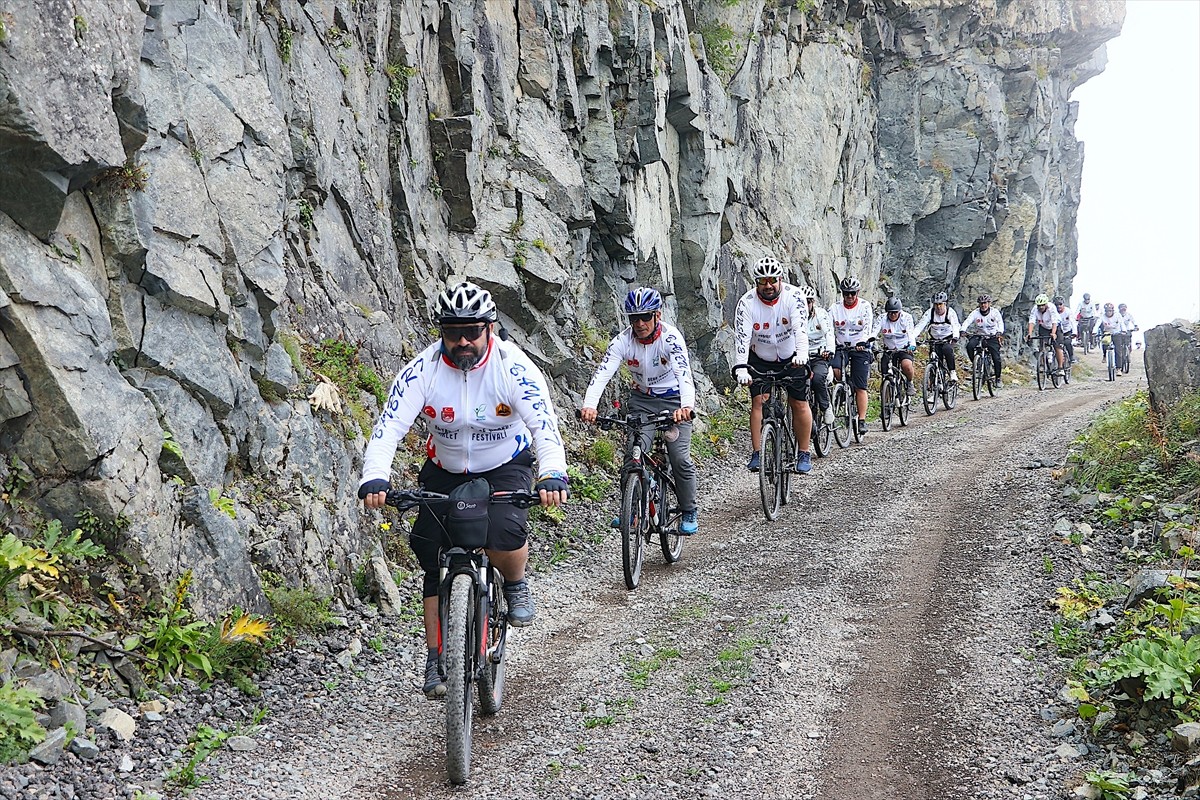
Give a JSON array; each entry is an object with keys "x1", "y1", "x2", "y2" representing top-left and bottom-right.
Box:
[
  {"x1": 626, "y1": 358, "x2": 640, "y2": 367},
  {"x1": 660, "y1": 357, "x2": 669, "y2": 365},
  {"x1": 762, "y1": 322, "x2": 771, "y2": 329},
  {"x1": 474, "y1": 404, "x2": 486, "y2": 422},
  {"x1": 753, "y1": 323, "x2": 761, "y2": 331},
  {"x1": 496, "y1": 403, "x2": 512, "y2": 417},
  {"x1": 441, "y1": 407, "x2": 455, "y2": 423},
  {"x1": 781, "y1": 317, "x2": 789, "y2": 325},
  {"x1": 423, "y1": 405, "x2": 436, "y2": 418}
]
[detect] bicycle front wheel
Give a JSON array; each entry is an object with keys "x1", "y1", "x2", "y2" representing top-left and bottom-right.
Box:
[
  {"x1": 831, "y1": 383, "x2": 851, "y2": 448},
  {"x1": 477, "y1": 568, "x2": 507, "y2": 716},
  {"x1": 972, "y1": 354, "x2": 983, "y2": 400},
  {"x1": 922, "y1": 364, "x2": 937, "y2": 416},
  {"x1": 445, "y1": 573, "x2": 475, "y2": 785},
  {"x1": 944, "y1": 373, "x2": 958, "y2": 409},
  {"x1": 620, "y1": 473, "x2": 646, "y2": 590},
  {"x1": 1107, "y1": 347, "x2": 1116, "y2": 381},
  {"x1": 759, "y1": 421, "x2": 782, "y2": 521},
  {"x1": 897, "y1": 378, "x2": 910, "y2": 426},
  {"x1": 812, "y1": 402, "x2": 831, "y2": 457},
  {"x1": 1036, "y1": 351, "x2": 1046, "y2": 390},
  {"x1": 879, "y1": 377, "x2": 894, "y2": 431},
  {"x1": 658, "y1": 470, "x2": 684, "y2": 564}
]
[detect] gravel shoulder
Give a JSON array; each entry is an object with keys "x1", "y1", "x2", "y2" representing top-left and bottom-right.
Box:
[{"x1": 6, "y1": 355, "x2": 1143, "y2": 800}]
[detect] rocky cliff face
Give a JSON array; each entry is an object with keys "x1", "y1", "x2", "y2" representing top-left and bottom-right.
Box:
[{"x1": 0, "y1": 0, "x2": 1123, "y2": 611}]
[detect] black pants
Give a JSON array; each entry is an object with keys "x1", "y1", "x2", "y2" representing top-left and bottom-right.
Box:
[
  {"x1": 931, "y1": 339, "x2": 956, "y2": 372},
  {"x1": 967, "y1": 336, "x2": 1002, "y2": 380},
  {"x1": 808, "y1": 358, "x2": 830, "y2": 411}
]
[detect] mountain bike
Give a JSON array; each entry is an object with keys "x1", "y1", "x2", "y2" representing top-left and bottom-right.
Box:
[
  {"x1": 1117, "y1": 330, "x2": 1135, "y2": 374},
  {"x1": 878, "y1": 349, "x2": 913, "y2": 431},
  {"x1": 385, "y1": 484, "x2": 542, "y2": 785},
  {"x1": 807, "y1": 354, "x2": 834, "y2": 457},
  {"x1": 970, "y1": 335, "x2": 1000, "y2": 400},
  {"x1": 1101, "y1": 333, "x2": 1116, "y2": 381},
  {"x1": 739, "y1": 365, "x2": 806, "y2": 521},
  {"x1": 1031, "y1": 334, "x2": 1061, "y2": 390},
  {"x1": 920, "y1": 337, "x2": 957, "y2": 415},
  {"x1": 831, "y1": 344, "x2": 867, "y2": 447},
  {"x1": 589, "y1": 409, "x2": 687, "y2": 588}
]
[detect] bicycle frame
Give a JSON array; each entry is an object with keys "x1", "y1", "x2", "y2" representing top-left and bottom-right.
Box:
[{"x1": 739, "y1": 364, "x2": 806, "y2": 519}]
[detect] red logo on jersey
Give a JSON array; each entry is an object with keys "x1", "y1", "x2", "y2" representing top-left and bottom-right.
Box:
[
  {"x1": 753, "y1": 323, "x2": 761, "y2": 331},
  {"x1": 626, "y1": 359, "x2": 640, "y2": 367},
  {"x1": 423, "y1": 405, "x2": 436, "y2": 418},
  {"x1": 495, "y1": 403, "x2": 512, "y2": 417},
  {"x1": 441, "y1": 407, "x2": 455, "y2": 423}
]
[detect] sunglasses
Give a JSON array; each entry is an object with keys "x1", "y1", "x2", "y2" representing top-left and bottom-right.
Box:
[
  {"x1": 755, "y1": 278, "x2": 779, "y2": 286},
  {"x1": 842, "y1": 291, "x2": 858, "y2": 297},
  {"x1": 628, "y1": 312, "x2": 656, "y2": 323},
  {"x1": 441, "y1": 323, "x2": 488, "y2": 342}
]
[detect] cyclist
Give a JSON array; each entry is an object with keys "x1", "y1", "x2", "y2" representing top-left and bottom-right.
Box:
[
  {"x1": 358, "y1": 281, "x2": 569, "y2": 698},
  {"x1": 580, "y1": 288, "x2": 698, "y2": 534},
  {"x1": 1116, "y1": 303, "x2": 1138, "y2": 368},
  {"x1": 829, "y1": 275, "x2": 874, "y2": 437},
  {"x1": 1026, "y1": 293, "x2": 1064, "y2": 375},
  {"x1": 802, "y1": 284, "x2": 835, "y2": 425},
  {"x1": 1076, "y1": 292, "x2": 1095, "y2": 331},
  {"x1": 1093, "y1": 302, "x2": 1126, "y2": 370},
  {"x1": 873, "y1": 297, "x2": 918, "y2": 394},
  {"x1": 733, "y1": 256, "x2": 812, "y2": 474},
  {"x1": 913, "y1": 291, "x2": 962, "y2": 384},
  {"x1": 1053, "y1": 296, "x2": 1076, "y2": 364},
  {"x1": 961, "y1": 293, "x2": 1005, "y2": 387}
]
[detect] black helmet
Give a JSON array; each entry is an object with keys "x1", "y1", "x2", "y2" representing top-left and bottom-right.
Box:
[
  {"x1": 885, "y1": 297, "x2": 902, "y2": 312},
  {"x1": 1053, "y1": 295, "x2": 1065, "y2": 305}
]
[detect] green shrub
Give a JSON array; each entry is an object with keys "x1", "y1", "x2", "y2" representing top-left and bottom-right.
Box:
[
  {"x1": 266, "y1": 585, "x2": 334, "y2": 632},
  {"x1": 0, "y1": 683, "x2": 46, "y2": 764}
]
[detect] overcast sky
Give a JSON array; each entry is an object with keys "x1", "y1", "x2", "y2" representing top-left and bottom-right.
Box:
[{"x1": 1070, "y1": 0, "x2": 1200, "y2": 329}]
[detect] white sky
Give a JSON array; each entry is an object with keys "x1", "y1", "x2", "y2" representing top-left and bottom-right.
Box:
[{"x1": 1070, "y1": 0, "x2": 1200, "y2": 329}]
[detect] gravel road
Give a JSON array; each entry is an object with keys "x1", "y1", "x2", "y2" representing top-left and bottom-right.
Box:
[{"x1": 6, "y1": 356, "x2": 1143, "y2": 800}]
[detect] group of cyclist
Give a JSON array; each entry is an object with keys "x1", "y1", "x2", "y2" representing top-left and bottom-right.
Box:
[
  {"x1": 1027, "y1": 292, "x2": 1139, "y2": 377},
  {"x1": 356, "y1": 267, "x2": 1136, "y2": 698}
]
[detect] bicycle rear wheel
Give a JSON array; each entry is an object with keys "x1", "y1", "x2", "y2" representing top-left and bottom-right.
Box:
[
  {"x1": 477, "y1": 568, "x2": 507, "y2": 716},
  {"x1": 879, "y1": 377, "x2": 894, "y2": 431},
  {"x1": 445, "y1": 573, "x2": 475, "y2": 785},
  {"x1": 780, "y1": 414, "x2": 794, "y2": 506},
  {"x1": 620, "y1": 473, "x2": 646, "y2": 589},
  {"x1": 758, "y1": 421, "x2": 782, "y2": 521},
  {"x1": 831, "y1": 383, "x2": 851, "y2": 448},
  {"x1": 897, "y1": 378, "x2": 910, "y2": 426},
  {"x1": 812, "y1": 403, "x2": 831, "y2": 456},
  {"x1": 1106, "y1": 346, "x2": 1116, "y2": 381},
  {"x1": 972, "y1": 353, "x2": 983, "y2": 400},
  {"x1": 1051, "y1": 352, "x2": 1061, "y2": 388},
  {"x1": 658, "y1": 468, "x2": 683, "y2": 563},
  {"x1": 1036, "y1": 350, "x2": 1046, "y2": 390},
  {"x1": 943, "y1": 373, "x2": 958, "y2": 409},
  {"x1": 922, "y1": 364, "x2": 937, "y2": 416}
]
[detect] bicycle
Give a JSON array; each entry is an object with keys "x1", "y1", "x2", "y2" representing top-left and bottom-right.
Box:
[
  {"x1": 738, "y1": 366, "x2": 805, "y2": 521},
  {"x1": 384, "y1": 484, "x2": 542, "y2": 785},
  {"x1": 588, "y1": 409, "x2": 687, "y2": 588},
  {"x1": 807, "y1": 353, "x2": 834, "y2": 458},
  {"x1": 1101, "y1": 333, "x2": 1117, "y2": 381},
  {"x1": 1117, "y1": 330, "x2": 1135, "y2": 374},
  {"x1": 830, "y1": 344, "x2": 868, "y2": 447},
  {"x1": 878, "y1": 350, "x2": 913, "y2": 431},
  {"x1": 920, "y1": 337, "x2": 958, "y2": 415},
  {"x1": 1031, "y1": 334, "x2": 1061, "y2": 390},
  {"x1": 970, "y1": 335, "x2": 1000, "y2": 400}
]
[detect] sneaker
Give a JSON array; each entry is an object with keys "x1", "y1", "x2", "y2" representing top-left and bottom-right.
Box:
[
  {"x1": 610, "y1": 516, "x2": 621, "y2": 529},
  {"x1": 857, "y1": 419, "x2": 868, "y2": 438},
  {"x1": 995, "y1": 378, "x2": 1003, "y2": 388},
  {"x1": 503, "y1": 580, "x2": 536, "y2": 627},
  {"x1": 680, "y1": 509, "x2": 698, "y2": 535},
  {"x1": 746, "y1": 451, "x2": 761, "y2": 472},
  {"x1": 423, "y1": 648, "x2": 446, "y2": 699},
  {"x1": 906, "y1": 381, "x2": 917, "y2": 397},
  {"x1": 949, "y1": 369, "x2": 958, "y2": 384},
  {"x1": 823, "y1": 405, "x2": 835, "y2": 425},
  {"x1": 795, "y1": 451, "x2": 812, "y2": 474}
]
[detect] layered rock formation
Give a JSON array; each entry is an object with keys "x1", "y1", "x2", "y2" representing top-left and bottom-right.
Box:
[{"x1": 0, "y1": 0, "x2": 1123, "y2": 610}]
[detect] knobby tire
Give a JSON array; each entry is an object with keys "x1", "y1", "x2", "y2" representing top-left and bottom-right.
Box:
[
  {"x1": 880, "y1": 377, "x2": 894, "y2": 432},
  {"x1": 832, "y1": 383, "x2": 851, "y2": 448},
  {"x1": 445, "y1": 573, "x2": 475, "y2": 785},
  {"x1": 972, "y1": 354, "x2": 983, "y2": 400},
  {"x1": 620, "y1": 473, "x2": 645, "y2": 589},
  {"x1": 922, "y1": 364, "x2": 937, "y2": 416},
  {"x1": 658, "y1": 466, "x2": 684, "y2": 563},
  {"x1": 897, "y1": 378, "x2": 910, "y2": 426},
  {"x1": 477, "y1": 568, "x2": 506, "y2": 716},
  {"x1": 759, "y1": 422, "x2": 782, "y2": 521}
]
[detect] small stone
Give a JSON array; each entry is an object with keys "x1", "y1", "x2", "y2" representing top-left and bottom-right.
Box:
[
  {"x1": 98, "y1": 707, "x2": 137, "y2": 741},
  {"x1": 119, "y1": 753, "x2": 135, "y2": 772},
  {"x1": 1051, "y1": 719, "x2": 1076, "y2": 737},
  {"x1": 806, "y1": 730, "x2": 821, "y2": 739},
  {"x1": 1173, "y1": 721, "x2": 1200, "y2": 751},
  {"x1": 139, "y1": 700, "x2": 165, "y2": 714},
  {"x1": 144, "y1": 711, "x2": 164, "y2": 722},
  {"x1": 227, "y1": 735, "x2": 257, "y2": 752},
  {"x1": 1055, "y1": 742, "x2": 1085, "y2": 759},
  {"x1": 28, "y1": 728, "x2": 67, "y2": 765},
  {"x1": 69, "y1": 737, "x2": 100, "y2": 760}
]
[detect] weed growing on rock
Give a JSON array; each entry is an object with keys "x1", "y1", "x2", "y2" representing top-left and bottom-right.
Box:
[
  {"x1": 98, "y1": 160, "x2": 149, "y2": 193},
  {"x1": 278, "y1": 26, "x2": 293, "y2": 64},
  {"x1": 265, "y1": 584, "x2": 335, "y2": 632},
  {"x1": 385, "y1": 62, "x2": 417, "y2": 106},
  {"x1": 697, "y1": 22, "x2": 738, "y2": 78},
  {"x1": 72, "y1": 15, "x2": 87, "y2": 40}
]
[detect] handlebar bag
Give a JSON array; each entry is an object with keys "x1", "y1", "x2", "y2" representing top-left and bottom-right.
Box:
[{"x1": 447, "y1": 477, "x2": 491, "y2": 549}]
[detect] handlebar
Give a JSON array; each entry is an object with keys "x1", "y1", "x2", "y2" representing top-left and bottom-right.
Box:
[
  {"x1": 384, "y1": 488, "x2": 543, "y2": 512},
  {"x1": 577, "y1": 408, "x2": 689, "y2": 432},
  {"x1": 732, "y1": 364, "x2": 810, "y2": 383}
]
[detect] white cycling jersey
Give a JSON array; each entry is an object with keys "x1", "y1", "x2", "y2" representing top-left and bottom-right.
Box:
[
  {"x1": 829, "y1": 297, "x2": 875, "y2": 346},
  {"x1": 1118, "y1": 311, "x2": 1137, "y2": 331},
  {"x1": 1093, "y1": 314, "x2": 1126, "y2": 336},
  {"x1": 360, "y1": 337, "x2": 567, "y2": 486},
  {"x1": 1028, "y1": 305, "x2": 1058, "y2": 330},
  {"x1": 807, "y1": 304, "x2": 835, "y2": 356},
  {"x1": 961, "y1": 307, "x2": 1005, "y2": 337},
  {"x1": 583, "y1": 322, "x2": 696, "y2": 409},
  {"x1": 1055, "y1": 307, "x2": 1076, "y2": 336},
  {"x1": 734, "y1": 285, "x2": 809, "y2": 364},
  {"x1": 872, "y1": 310, "x2": 917, "y2": 351},
  {"x1": 913, "y1": 306, "x2": 961, "y2": 340},
  {"x1": 1077, "y1": 301, "x2": 1095, "y2": 320}
]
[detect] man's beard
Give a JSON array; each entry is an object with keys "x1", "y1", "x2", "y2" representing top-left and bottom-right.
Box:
[
  {"x1": 451, "y1": 346, "x2": 483, "y2": 371},
  {"x1": 757, "y1": 287, "x2": 780, "y2": 302}
]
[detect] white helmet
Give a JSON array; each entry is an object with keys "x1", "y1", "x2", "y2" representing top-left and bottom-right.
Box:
[
  {"x1": 435, "y1": 281, "x2": 498, "y2": 323},
  {"x1": 800, "y1": 285, "x2": 818, "y2": 301},
  {"x1": 751, "y1": 256, "x2": 783, "y2": 280}
]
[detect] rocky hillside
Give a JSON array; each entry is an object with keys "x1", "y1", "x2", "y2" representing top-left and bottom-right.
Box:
[{"x1": 0, "y1": 0, "x2": 1123, "y2": 610}]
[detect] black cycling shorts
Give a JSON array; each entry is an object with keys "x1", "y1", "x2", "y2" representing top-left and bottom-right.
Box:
[
  {"x1": 409, "y1": 449, "x2": 534, "y2": 587},
  {"x1": 832, "y1": 347, "x2": 873, "y2": 391},
  {"x1": 748, "y1": 352, "x2": 808, "y2": 401}
]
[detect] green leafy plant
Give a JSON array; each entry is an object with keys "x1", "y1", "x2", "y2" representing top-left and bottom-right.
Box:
[
  {"x1": 385, "y1": 62, "x2": 418, "y2": 106},
  {"x1": 134, "y1": 572, "x2": 213, "y2": 680},
  {"x1": 1097, "y1": 635, "x2": 1200, "y2": 704},
  {"x1": 167, "y1": 724, "x2": 229, "y2": 789},
  {"x1": 296, "y1": 199, "x2": 314, "y2": 229},
  {"x1": 0, "y1": 533, "x2": 58, "y2": 596},
  {"x1": 1085, "y1": 769, "x2": 1133, "y2": 799},
  {"x1": 98, "y1": 160, "x2": 148, "y2": 193},
  {"x1": 208, "y1": 488, "x2": 236, "y2": 520},
  {"x1": 625, "y1": 646, "x2": 680, "y2": 689},
  {"x1": 566, "y1": 465, "x2": 610, "y2": 501},
  {"x1": 697, "y1": 22, "x2": 738, "y2": 78},
  {"x1": 266, "y1": 585, "x2": 334, "y2": 632},
  {"x1": 0, "y1": 683, "x2": 46, "y2": 764},
  {"x1": 278, "y1": 26, "x2": 293, "y2": 64},
  {"x1": 162, "y1": 431, "x2": 184, "y2": 459}
]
